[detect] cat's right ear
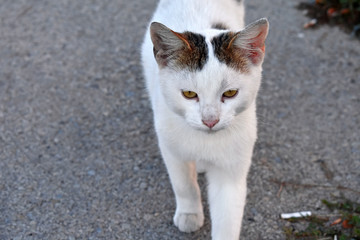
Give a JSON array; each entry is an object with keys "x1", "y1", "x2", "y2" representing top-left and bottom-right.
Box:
[
  {"x1": 150, "y1": 22, "x2": 192, "y2": 68},
  {"x1": 230, "y1": 18, "x2": 269, "y2": 66}
]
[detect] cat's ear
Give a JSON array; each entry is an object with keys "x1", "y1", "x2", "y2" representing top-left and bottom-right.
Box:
[
  {"x1": 229, "y1": 18, "x2": 269, "y2": 66},
  {"x1": 150, "y1": 22, "x2": 192, "y2": 68}
]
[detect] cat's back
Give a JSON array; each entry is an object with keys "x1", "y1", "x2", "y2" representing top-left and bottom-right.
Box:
[{"x1": 151, "y1": 0, "x2": 245, "y2": 32}]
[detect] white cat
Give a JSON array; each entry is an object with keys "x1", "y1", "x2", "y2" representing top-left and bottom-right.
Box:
[{"x1": 141, "y1": 0, "x2": 268, "y2": 239}]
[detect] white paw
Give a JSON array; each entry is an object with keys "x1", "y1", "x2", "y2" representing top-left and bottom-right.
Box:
[{"x1": 174, "y1": 212, "x2": 204, "y2": 233}]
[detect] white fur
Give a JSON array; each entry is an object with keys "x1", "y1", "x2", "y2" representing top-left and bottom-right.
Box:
[{"x1": 141, "y1": 0, "x2": 265, "y2": 239}]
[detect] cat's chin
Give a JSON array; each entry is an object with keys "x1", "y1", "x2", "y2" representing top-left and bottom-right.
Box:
[{"x1": 193, "y1": 125, "x2": 225, "y2": 134}]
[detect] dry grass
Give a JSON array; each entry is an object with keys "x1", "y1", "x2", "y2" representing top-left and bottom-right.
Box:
[{"x1": 283, "y1": 198, "x2": 360, "y2": 240}]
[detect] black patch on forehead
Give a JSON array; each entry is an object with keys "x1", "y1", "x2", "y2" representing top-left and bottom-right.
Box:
[
  {"x1": 211, "y1": 32, "x2": 232, "y2": 50},
  {"x1": 211, "y1": 22, "x2": 229, "y2": 30},
  {"x1": 179, "y1": 32, "x2": 209, "y2": 71}
]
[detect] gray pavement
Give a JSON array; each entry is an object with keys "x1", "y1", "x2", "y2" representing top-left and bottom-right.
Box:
[{"x1": 0, "y1": 0, "x2": 359, "y2": 239}]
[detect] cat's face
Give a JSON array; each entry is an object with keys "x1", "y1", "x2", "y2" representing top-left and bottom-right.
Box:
[
  {"x1": 151, "y1": 19, "x2": 268, "y2": 132},
  {"x1": 158, "y1": 57, "x2": 262, "y2": 132}
]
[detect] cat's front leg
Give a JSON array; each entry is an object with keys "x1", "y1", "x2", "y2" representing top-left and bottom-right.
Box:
[
  {"x1": 160, "y1": 146, "x2": 204, "y2": 233},
  {"x1": 207, "y1": 165, "x2": 249, "y2": 240}
]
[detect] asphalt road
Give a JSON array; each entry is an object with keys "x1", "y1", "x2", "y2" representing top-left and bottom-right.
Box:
[{"x1": 0, "y1": 0, "x2": 359, "y2": 239}]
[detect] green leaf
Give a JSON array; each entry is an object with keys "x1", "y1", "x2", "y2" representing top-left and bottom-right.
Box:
[
  {"x1": 339, "y1": 235, "x2": 347, "y2": 240},
  {"x1": 354, "y1": 227, "x2": 360, "y2": 237},
  {"x1": 350, "y1": 215, "x2": 360, "y2": 226}
]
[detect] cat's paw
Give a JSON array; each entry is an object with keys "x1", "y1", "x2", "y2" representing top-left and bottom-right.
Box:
[{"x1": 174, "y1": 212, "x2": 204, "y2": 233}]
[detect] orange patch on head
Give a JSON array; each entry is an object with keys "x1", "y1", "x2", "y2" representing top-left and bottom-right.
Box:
[
  {"x1": 211, "y1": 18, "x2": 268, "y2": 72},
  {"x1": 171, "y1": 30, "x2": 192, "y2": 50},
  {"x1": 173, "y1": 32, "x2": 208, "y2": 71},
  {"x1": 211, "y1": 32, "x2": 250, "y2": 73},
  {"x1": 150, "y1": 22, "x2": 208, "y2": 71}
]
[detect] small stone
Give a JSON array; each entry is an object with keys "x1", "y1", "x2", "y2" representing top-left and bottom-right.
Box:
[
  {"x1": 144, "y1": 214, "x2": 152, "y2": 221},
  {"x1": 140, "y1": 182, "x2": 147, "y2": 189},
  {"x1": 297, "y1": 33, "x2": 305, "y2": 38},
  {"x1": 101, "y1": 87, "x2": 108, "y2": 94},
  {"x1": 254, "y1": 214, "x2": 263, "y2": 222},
  {"x1": 121, "y1": 223, "x2": 131, "y2": 230}
]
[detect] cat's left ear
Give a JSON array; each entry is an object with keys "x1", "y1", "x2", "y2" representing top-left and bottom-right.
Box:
[
  {"x1": 230, "y1": 18, "x2": 269, "y2": 65},
  {"x1": 150, "y1": 22, "x2": 192, "y2": 68}
]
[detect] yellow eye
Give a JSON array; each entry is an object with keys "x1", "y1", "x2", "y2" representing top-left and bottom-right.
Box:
[
  {"x1": 182, "y1": 90, "x2": 198, "y2": 99},
  {"x1": 223, "y1": 89, "x2": 238, "y2": 98}
]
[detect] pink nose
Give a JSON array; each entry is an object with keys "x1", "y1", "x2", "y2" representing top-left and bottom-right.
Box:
[{"x1": 202, "y1": 119, "x2": 219, "y2": 129}]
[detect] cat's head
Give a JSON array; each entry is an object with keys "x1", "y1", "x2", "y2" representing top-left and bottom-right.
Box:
[{"x1": 150, "y1": 19, "x2": 269, "y2": 132}]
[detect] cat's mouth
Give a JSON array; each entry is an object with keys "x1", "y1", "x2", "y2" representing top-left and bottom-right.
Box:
[
  {"x1": 200, "y1": 125, "x2": 225, "y2": 133},
  {"x1": 187, "y1": 120, "x2": 226, "y2": 133}
]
